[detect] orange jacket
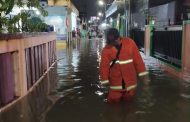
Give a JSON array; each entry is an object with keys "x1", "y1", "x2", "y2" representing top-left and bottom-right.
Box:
[{"x1": 99, "y1": 37, "x2": 148, "y2": 91}]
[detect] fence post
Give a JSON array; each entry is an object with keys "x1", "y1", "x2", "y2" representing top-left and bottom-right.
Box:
[
  {"x1": 15, "y1": 39, "x2": 28, "y2": 96},
  {"x1": 67, "y1": 32, "x2": 69, "y2": 43},
  {"x1": 12, "y1": 52, "x2": 20, "y2": 96},
  {"x1": 144, "y1": 26, "x2": 151, "y2": 56},
  {"x1": 45, "y1": 42, "x2": 49, "y2": 70},
  {"x1": 182, "y1": 20, "x2": 190, "y2": 73}
]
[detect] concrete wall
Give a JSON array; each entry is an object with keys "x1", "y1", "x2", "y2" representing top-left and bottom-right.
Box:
[
  {"x1": 149, "y1": 1, "x2": 176, "y2": 27},
  {"x1": 149, "y1": 0, "x2": 175, "y2": 7},
  {"x1": 0, "y1": 33, "x2": 56, "y2": 111}
]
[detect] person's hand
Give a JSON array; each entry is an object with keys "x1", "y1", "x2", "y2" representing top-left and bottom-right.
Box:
[{"x1": 99, "y1": 81, "x2": 109, "y2": 88}]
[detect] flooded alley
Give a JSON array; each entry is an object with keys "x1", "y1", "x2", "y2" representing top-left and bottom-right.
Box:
[
  {"x1": 0, "y1": 37, "x2": 190, "y2": 122},
  {"x1": 1, "y1": 0, "x2": 190, "y2": 122},
  {"x1": 44, "y1": 38, "x2": 190, "y2": 122}
]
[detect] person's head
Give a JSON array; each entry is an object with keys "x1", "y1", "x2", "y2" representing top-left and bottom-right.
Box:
[{"x1": 106, "y1": 28, "x2": 120, "y2": 45}]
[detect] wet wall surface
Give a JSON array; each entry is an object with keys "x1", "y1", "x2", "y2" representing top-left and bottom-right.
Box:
[
  {"x1": 45, "y1": 38, "x2": 190, "y2": 122},
  {"x1": 0, "y1": 38, "x2": 190, "y2": 122}
]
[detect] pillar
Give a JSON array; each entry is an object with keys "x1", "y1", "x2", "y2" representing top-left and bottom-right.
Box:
[{"x1": 182, "y1": 20, "x2": 190, "y2": 73}]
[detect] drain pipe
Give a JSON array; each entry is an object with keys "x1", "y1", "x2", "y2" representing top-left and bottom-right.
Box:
[
  {"x1": 126, "y1": 0, "x2": 131, "y2": 37},
  {"x1": 124, "y1": 0, "x2": 127, "y2": 36}
]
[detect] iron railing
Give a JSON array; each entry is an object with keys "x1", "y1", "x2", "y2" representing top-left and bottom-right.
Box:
[
  {"x1": 131, "y1": 29, "x2": 145, "y2": 52},
  {"x1": 152, "y1": 28, "x2": 182, "y2": 68}
]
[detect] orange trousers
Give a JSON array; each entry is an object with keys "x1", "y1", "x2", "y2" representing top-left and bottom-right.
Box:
[{"x1": 107, "y1": 89, "x2": 135, "y2": 104}]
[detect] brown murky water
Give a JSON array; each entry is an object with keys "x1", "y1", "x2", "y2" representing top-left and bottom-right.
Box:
[
  {"x1": 1, "y1": 38, "x2": 190, "y2": 122},
  {"x1": 45, "y1": 38, "x2": 190, "y2": 122}
]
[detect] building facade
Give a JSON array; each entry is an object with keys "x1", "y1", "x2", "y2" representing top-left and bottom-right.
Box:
[{"x1": 46, "y1": 0, "x2": 79, "y2": 40}]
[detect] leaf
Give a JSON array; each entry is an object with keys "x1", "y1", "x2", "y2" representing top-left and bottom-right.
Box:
[
  {"x1": 5, "y1": 0, "x2": 14, "y2": 15},
  {"x1": 0, "y1": 0, "x2": 9, "y2": 11}
]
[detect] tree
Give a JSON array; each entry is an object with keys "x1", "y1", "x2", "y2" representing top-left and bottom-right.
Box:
[{"x1": 0, "y1": 0, "x2": 48, "y2": 33}]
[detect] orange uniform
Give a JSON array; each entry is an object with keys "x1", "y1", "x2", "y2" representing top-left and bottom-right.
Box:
[{"x1": 100, "y1": 37, "x2": 148, "y2": 103}]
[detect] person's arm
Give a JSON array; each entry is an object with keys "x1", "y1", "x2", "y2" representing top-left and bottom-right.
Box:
[
  {"x1": 99, "y1": 48, "x2": 111, "y2": 86},
  {"x1": 131, "y1": 39, "x2": 150, "y2": 85}
]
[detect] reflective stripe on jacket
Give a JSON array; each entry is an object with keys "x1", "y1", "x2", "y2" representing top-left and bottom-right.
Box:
[
  {"x1": 100, "y1": 37, "x2": 148, "y2": 90},
  {"x1": 110, "y1": 84, "x2": 137, "y2": 91}
]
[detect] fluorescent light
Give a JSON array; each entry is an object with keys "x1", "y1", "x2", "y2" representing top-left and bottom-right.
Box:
[
  {"x1": 98, "y1": 12, "x2": 103, "y2": 16},
  {"x1": 98, "y1": 1, "x2": 104, "y2": 6}
]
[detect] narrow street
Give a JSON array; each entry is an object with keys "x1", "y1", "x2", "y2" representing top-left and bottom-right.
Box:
[
  {"x1": 45, "y1": 38, "x2": 190, "y2": 122},
  {"x1": 1, "y1": 1, "x2": 190, "y2": 122}
]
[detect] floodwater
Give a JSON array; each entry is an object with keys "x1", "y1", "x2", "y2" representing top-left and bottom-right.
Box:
[
  {"x1": 45, "y1": 38, "x2": 190, "y2": 122},
  {"x1": 0, "y1": 38, "x2": 190, "y2": 122}
]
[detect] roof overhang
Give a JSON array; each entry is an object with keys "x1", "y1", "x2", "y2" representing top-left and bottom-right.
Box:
[
  {"x1": 105, "y1": 0, "x2": 125, "y2": 18},
  {"x1": 48, "y1": 0, "x2": 68, "y2": 6},
  {"x1": 48, "y1": 0, "x2": 79, "y2": 16}
]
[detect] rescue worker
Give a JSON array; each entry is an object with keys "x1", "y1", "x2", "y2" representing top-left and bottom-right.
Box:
[{"x1": 99, "y1": 28, "x2": 150, "y2": 103}]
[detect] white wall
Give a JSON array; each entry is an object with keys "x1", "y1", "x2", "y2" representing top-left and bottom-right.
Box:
[
  {"x1": 45, "y1": 16, "x2": 67, "y2": 35},
  {"x1": 45, "y1": 6, "x2": 67, "y2": 35},
  {"x1": 44, "y1": 6, "x2": 78, "y2": 34},
  {"x1": 71, "y1": 12, "x2": 77, "y2": 30}
]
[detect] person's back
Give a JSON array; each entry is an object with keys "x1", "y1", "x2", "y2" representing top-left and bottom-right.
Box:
[
  {"x1": 80, "y1": 29, "x2": 87, "y2": 38},
  {"x1": 72, "y1": 30, "x2": 76, "y2": 38},
  {"x1": 92, "y1": 31, "x2": 96, "y2": 37},
  {"x1": 99, "y1": 28, "x2": 150, "y2": 103},
  {"x1": 77, "y1": 28, "x2": 80, "y2": 37}
]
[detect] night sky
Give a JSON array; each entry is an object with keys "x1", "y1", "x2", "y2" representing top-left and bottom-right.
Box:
[
  {"x1": 71, "y1": 0, "x2": 114, "y2": 19},
  {"x1": 71, "y1": 0, "x2": 99, "y2": 18}
]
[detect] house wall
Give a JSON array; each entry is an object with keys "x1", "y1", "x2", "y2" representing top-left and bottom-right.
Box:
[{"x1": 45, "y1": 6, "x2": 68, "y2": 36}]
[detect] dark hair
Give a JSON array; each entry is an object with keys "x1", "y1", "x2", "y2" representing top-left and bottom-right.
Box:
[{"x1": 106, "y1": 28, "x2": 120, "y2": 44}]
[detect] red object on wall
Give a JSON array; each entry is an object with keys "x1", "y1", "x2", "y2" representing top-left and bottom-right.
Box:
[{"x1": 66, "y1": 17, "x2": 69, "y2": 31}]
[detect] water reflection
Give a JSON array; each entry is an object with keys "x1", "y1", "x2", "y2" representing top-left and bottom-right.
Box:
[
  {"x1": 46, "y1": 38, "x2": 190, "y2": 122},
  {"x1": 0, "y1": 67, "x2": 57, "y2": 122}
]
